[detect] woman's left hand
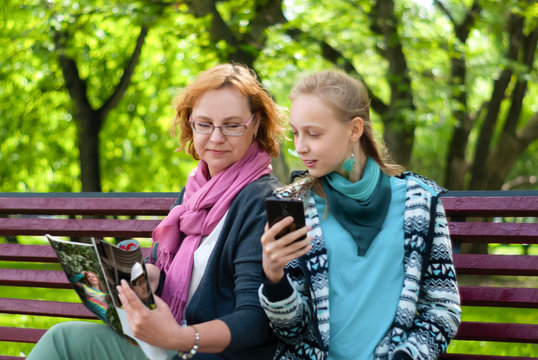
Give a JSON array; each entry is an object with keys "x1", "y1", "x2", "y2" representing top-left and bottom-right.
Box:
[{"x1": 116, "y1": 279, "x2": 183, "y2": 350}]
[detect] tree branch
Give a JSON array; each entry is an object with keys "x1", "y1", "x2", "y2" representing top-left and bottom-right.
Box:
[
  {"x1": 285, "y1": 28, "x2": 388, "y2": 115},
  {"x1": 185, "y1": 0, "x2": 255, "y2": 65},
  {"x1": 99, "y1": 26, "x2": 148, "y2": 120},
  {"x1": 517, "y1": 112, "x2": 538, "y2": 146},
  {"x1": 502, "y1": 25, "x2": 538, "y2": 135},
  {"x1": 470, "y1": 12, "x2": 524, "y2": 188},
  {"x1": 433, "y1": 0, "x2": 456, "y2": 29},
  {"x1": 54, "y1": 30, "x2": 93, "y2": 119}
]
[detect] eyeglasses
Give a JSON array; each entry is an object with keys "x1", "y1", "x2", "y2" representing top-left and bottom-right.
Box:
[{"x1": 190, "y1": 114, "x2": 254, "y2": 137}]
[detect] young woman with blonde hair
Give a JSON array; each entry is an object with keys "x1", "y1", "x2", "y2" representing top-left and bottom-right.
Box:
[{"x1": 259, "y1": 70, "x2": 461, "y2": 360}]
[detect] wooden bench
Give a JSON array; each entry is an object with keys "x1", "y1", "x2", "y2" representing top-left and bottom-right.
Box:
[{"x1": 0, "y1": 191, "x2": 537, "y2": 359}]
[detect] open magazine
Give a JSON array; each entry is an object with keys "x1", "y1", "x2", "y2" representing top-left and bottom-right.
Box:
[{"x1": 45, "y1": 234, "x2": 169, "y2": 360}]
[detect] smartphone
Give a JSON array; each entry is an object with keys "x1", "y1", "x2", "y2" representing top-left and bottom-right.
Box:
[{"x1": 265, "y1": 198, "x2": 306, "y2": 240}]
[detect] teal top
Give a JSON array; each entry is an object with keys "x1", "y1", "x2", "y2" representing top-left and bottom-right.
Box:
[{"x1": 314, "y1": 175, "x2": 407, "y2": 360}]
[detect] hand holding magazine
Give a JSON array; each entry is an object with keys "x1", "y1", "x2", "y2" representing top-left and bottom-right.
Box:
[{"x1": 45, "y1": 234, "x2": 168, "y2": 360}]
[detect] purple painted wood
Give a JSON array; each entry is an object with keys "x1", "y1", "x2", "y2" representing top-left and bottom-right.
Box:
[
  {"x1": 0, "y1": 269, "x2": 71, "y2": 288},
  {"x1": 441, "y1": 196, "x2": 538, "y2": 217},
  {"x1": 0, "y1": 244, "x2": 58, "y2": 262},
  {"x1": 441, "y1": 354, "x2": 537, "y2": 360},
  {"x1": 449, "y1": 222, "x2": 538, "y2": 244},
  {"x1": 0, "y1": 192, "x2": 536, "y2": 359},
  {"x1": 459, "y1": 286, "x2": 538, "y2": 308},
  {"x1": 0, "y1": 197, "x2": 175, "y2": 216},
  {"x1": 0, "y1": 298, "x2": 96, "y2": 319},
  {"x1": 0, "y1": 244, "x2": 150, "y2": 263},
  {"x1": 453, "y1": 254, "x2": 538, "y2": 276},
  {"x1": 0, "y1": 326, "x2": 46, "y2": 343},
  {"x1": 454, "y1": 321, "x2": 538, "y2": 343},
  {"x1": 0, "y1": 217, "x2": 161, "y2": 238}
]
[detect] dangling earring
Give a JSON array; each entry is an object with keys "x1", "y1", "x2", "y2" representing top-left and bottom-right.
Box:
[{"x1": 342, "y1": 153, "x2": 356, "y2": 173}]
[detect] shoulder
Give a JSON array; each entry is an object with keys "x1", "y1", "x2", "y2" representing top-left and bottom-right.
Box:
[
  {"x1": 228, "y1": 175, "x2": 283, "y2": 215},
  {"x1": 171, "y1": 188, "x2": 186, "y2": 208},
  {"x1": 236, "y1": 174, "x2": 283, "y2": 200},
  {"x1": 273, "y1": 176, "x2": 316, "y2": 200},
  {"x1": 397, "y1": 171, "x2": 447, "y2": 197}
]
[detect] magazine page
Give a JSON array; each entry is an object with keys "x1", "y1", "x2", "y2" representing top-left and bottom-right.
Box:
[
  {"x1": 46, "y1": 235, "x2": 168, "y2": 360},
  {"x1": 46, "y1": 234, "x2": 124, "y2": 332}
]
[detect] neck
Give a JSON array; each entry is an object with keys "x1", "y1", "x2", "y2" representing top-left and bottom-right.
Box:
[{"x1": 347, "y1": 152, "x2": 367, "y2": 183}]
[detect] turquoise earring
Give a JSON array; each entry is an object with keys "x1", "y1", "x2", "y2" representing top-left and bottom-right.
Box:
[{"x1": 342, "y1": 153, "x2": 356, "y2": 173}]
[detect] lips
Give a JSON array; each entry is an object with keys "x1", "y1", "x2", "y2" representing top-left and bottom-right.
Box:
[
  {"x1": 209, "y1": 149, "x2": 226, "y2": 155},
  {"x1": 302, "y1": 159, "x2": 317, "y2": 168}
]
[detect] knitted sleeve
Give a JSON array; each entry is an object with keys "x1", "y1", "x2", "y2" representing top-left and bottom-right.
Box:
[
  {"x1": 393, "y1": 197, "x2": 461, "y2": 359},
  {"x1": 258, "y1": 273, "x2": 315, "y2": 345}
]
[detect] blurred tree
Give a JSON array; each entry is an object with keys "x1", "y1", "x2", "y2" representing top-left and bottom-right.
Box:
[
  {"x1": 0, "y1": 0, "x2": 536, "y2": 194},
  {"x1": 437, "y1": 0, "x2": 538, "y2": 190}
]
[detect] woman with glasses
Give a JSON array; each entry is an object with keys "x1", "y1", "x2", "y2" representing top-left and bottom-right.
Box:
[{"x1": 27, "y1": 63, "x2": 285, "y2": 360}]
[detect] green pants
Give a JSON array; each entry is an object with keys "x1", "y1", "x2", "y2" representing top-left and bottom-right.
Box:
[{"x1": 26, "y1": 321, "x2": 177, "y2": 360}]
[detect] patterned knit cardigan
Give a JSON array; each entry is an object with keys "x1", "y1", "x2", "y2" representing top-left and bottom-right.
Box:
[{"x1": 259, "y1": 172, "x2": 461, "y2": 360}]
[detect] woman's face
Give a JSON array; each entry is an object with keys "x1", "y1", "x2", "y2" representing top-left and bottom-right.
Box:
[
  {"x1": 290, "y1": 94, "x2": 356, "y2": 178},
  {"x1": 191, "y1": 86, "x2": 259, "y2": 177},
  {"x1": 86, "y1": 272, "x2": 99, "y2": 287}
]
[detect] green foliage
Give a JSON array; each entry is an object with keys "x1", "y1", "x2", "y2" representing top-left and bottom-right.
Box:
[{"x1": 0, "y1": 0, "x2": 536, "y2": 192}]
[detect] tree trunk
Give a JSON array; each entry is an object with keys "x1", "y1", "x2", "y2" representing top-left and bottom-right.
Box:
[
  {"x1": 79, "y1": 111, "x2": 103, "y2": 192},
  {"x1": 469, "y1": 13, "x2": 524, "y2": 189},
  {"x1": 438, "y1": 0, "x2": 481, "y2": 190},
  {"x1": 55, "y1": 26, "x2": 148, "y2": 192},
  {"x1": 370, "y1": 0, "x2": 415, "y2": 167}
]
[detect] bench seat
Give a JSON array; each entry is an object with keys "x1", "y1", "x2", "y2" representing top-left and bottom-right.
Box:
[{"x1": 0, "y1": 191, "x2": 536, "y2": 359}]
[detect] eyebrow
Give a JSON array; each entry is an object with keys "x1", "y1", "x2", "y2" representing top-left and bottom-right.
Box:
[
  {"x1": 290, "y1": 124, "x2": 324, "y2": 131},
  {"x1": 192, "y1": 115, "x2": 244, "y2": 123}
]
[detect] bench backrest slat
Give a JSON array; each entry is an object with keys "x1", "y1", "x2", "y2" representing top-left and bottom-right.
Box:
[
  {"x1": 453, "y1": 254, "x2": 537, "y2": 276},
  {"x1": 0, "y1": 197, "x2": 175, "y2": 216},
  {"x1": 0, "y1": 244, "x2": 150, "y2": 263},
  {"x1": 448, "y1": 222, "x2": 538, "y2": 244},
  {"x1": 441, "y1": 354, "x2": 538, "y2": 360},
  {"x1": 459, "y1": 286, "x2": 538, "y2": 308},
  {"x1": 441, "y1": 196, "x2": 538, "y2": 217},
  {"x1": 0, "y1": 269, "x2": 71, "y2": 289},
  {"x1": 0, "y1": 217, "x2": 161, "y2": 238},
  {"x1": 0, "y1": 244, "x2": 58, "y2": 262},
  {"x1": 0, "y1": 327, "x2": 46, "y2": 343},
  {"x1": 454, "y1": 321, "x2": 538, "y2": 343},
  {"x1": 0, "y1": 298, "x2": 95, "y2": 319}
]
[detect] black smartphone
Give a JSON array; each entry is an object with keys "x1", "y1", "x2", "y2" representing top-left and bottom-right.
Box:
[{"x1": 265, "y1": 198, "x2": 306, "y2": 240}]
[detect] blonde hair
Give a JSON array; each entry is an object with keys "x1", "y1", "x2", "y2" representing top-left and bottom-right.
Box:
[
  {"x1": 290, "y1": 70, "x2": 404, "y2": 176},
  {"x1": 171, "y1": 63, "x2": 285, "y2": 159}
]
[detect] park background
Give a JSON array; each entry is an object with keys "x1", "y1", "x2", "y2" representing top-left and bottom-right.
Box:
[{"x1": 0, "y1": 0, "x2": 536, "y2": 357}]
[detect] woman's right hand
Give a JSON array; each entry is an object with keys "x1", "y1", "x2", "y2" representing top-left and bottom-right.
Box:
[{"x1": 261, "y1": 216, "x2": 311, "y2": 284}]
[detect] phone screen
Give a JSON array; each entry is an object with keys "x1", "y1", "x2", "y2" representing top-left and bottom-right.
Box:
[{"x1": 265, "y1": 198, "x2": 306, "y2": 240}]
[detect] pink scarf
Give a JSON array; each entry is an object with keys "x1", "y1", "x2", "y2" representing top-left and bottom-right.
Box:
[{"x1": 152, "y1": 142, "x2": 272, "y2": 323}]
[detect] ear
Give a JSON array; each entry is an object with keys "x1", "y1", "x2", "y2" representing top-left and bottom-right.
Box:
[
  {"x1": 252, "y1": 112, "x2": 261, "y2": 137},
  {"x1": 349, "y1": 116, "x2": 363, "y2": 142}
]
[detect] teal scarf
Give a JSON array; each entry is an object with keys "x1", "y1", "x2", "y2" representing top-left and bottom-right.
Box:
[{"x1": 321, "y1": 158, "x2": 391, "y2": 256}]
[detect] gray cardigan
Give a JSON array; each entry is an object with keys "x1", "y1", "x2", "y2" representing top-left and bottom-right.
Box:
[{"x1": 161, "y1": 174, "x2": 281, "y2": 360}]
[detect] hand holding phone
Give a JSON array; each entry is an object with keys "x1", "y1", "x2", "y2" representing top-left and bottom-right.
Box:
[{"x1": 265, "y1": 198, "x2": 306, "y2": 240}]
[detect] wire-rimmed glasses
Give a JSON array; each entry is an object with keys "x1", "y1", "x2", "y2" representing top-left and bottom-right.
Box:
[{"x1": 190, "y1": 114, "x2": 254, "y2": 136}]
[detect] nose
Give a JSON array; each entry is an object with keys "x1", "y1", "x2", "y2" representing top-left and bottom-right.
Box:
[
  {"x1": 209, "y1": 127, "x2": 226, "y2": 142},
  {"x1": 294, "y1": 136, "x2": 307, "y2": 154}
]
